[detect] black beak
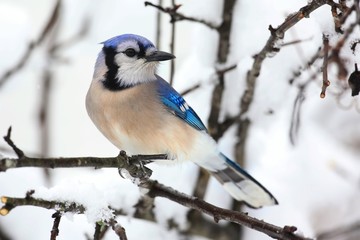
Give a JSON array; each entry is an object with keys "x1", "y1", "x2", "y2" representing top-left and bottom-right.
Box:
[{"x1": 145, "y1": 51, "x2": 175, "y2": 62}]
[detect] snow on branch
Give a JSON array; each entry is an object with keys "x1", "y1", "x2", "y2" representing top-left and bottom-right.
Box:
[
  {"x1": 240, "y1": 0, "x2": 345, "y2": 116},
  {"x1": 0, "y1": 128, "x2": 312, "y2": 240}
]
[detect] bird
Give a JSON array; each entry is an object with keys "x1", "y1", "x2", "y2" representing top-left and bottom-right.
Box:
[{"x1": 86, "y1": 34, "x2": 278, "y2": 208}]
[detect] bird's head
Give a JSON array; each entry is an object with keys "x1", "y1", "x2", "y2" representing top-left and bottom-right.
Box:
[{"x1": 95, "y1": 34, "x2": 175, "y2": 90}]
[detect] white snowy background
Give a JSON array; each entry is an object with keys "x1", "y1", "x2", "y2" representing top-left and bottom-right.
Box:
[{"x1": 0, "y1": 0, "x2": 360, "y2": 239}]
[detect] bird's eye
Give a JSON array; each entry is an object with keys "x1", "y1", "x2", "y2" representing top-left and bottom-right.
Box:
[{"x1": 123, "y1": 48, "x2": 137, "y2": 57}]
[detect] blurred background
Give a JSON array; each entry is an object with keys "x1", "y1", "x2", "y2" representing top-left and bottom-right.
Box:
[{"x1": 0, "y1": 0, "x2": 360, "y2": 239}]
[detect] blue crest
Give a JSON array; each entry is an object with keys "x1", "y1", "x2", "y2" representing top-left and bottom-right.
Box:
[{"x1": 102, "y1": 34, "x2": 155, "y2": 49}]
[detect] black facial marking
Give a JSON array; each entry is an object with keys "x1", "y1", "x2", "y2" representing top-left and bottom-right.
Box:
[
  {"x1": 102, "y1": 46, "x2": 130, "y2": 91},
  {"x1": 137, "y1": 42, "x2": 146, "y2": 58}
]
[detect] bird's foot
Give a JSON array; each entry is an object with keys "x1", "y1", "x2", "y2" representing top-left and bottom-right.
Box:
[{"x1": 117, "y1": 151, "x2": 153, "y2": 183}]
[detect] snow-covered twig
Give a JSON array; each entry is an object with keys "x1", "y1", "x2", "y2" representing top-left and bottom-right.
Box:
[
  {"x1": 0, "y1": 128, "x2": 312, "y2": 239},
  {"x1": 0, "y1": 194, "x2": 86, "y2": 216},
  {"x1": 0, "y1": 182, "x2": 312, "y2": 240},
  {"x1": 240, "y1": 0, "x2": 338, "y2": 116}
]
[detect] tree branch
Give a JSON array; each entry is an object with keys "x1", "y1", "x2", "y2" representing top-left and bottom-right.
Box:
[
  {"x1": 3, "y1": 127, "x2": 25, "y2": 159},
  {"x1": 320, "y1": 34, "x2": 330, "y2": 98},
  {"x1": 50, "y1": 211, "x2": 62, "y2": 240},
  {"x1": 0, "y1": 180, "x2": 312, "y2": 240},
  {"x1": 0, "y1": 0, "x2": 62, "y2": 89},
  {"x1": 240, "y1": 0, "x2": 333, "y2": 116},
  {"x1": 0, "y1": 129, "x2": 312, "y2": 239},
  {"x1": 145, "y1": 181, "x2": 311, "y2": 240},
  {"x1": 144, "y1": 1, "x2": 219, "y2": 30}
]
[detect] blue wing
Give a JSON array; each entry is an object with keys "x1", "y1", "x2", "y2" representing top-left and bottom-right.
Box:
[{"x1": 155, "y1": 76, "x2": 207, "y2": 132}]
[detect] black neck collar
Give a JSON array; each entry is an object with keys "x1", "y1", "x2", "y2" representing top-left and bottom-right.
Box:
[{"x1": 102, "y1": 46, "x2": 130, "y2": 91}]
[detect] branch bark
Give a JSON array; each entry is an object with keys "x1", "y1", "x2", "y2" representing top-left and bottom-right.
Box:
[
  {"x1": 0, "y1": 178, "x2": 312, "y2": 240},
  {"x1": 0, "y1": 130, "x2": 311, "y2": 239},
  {"x1": 235, "y1": 0, "x2": 338, "y2": 167}
]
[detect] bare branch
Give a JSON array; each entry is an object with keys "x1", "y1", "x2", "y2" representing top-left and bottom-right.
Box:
[
  {"x1": 289, "y1": 87, "x2": 306, "y2": 145},
  {"x1": 155, "y1": 0, "x2": 163, "y2": 48},
  {"x1": 144, "y1": 1, "x2": 219, "y2": 30},
  {"x1": 281, "y1": 37, "x2": 313, "y2": 47},
  {"x1": 320, "y1": 34, "x2": 331, "y2": 98},
  {"x1": 3, "y1": 127, "x2": 25, "y2": 158},
  {"x1": 180, "y1": 83, "x2": 201, "y2": 96},
  {"x1": 240, "y1": 0, "x2": 333, "y2": 116},
  {"x1": 168, "y1": 0, "x2": 177, "y2": 86},
  {"x1": 328, "y1": 2, "x2": 360, "y2": 81},
  {"x1": 0, "y1": 153, "x2": 168, "y2": 176},
  {"x1": 0, "y1": 0, "x2": 61, "y2": 88},
  {"x1": 1, "y1": 127, "x2": 168, "y2": 174},
  {"x1": 50, "y1": 211, "x2": 61, "y2": 240},
  {"x1": 50, "y1": 16, "x2": 91, "y2": 53},
  {"x1": 144, "y1": 181, "x2": 312, "y2": 240}
]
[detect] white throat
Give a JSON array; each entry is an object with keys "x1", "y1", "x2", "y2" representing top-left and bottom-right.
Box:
[{"x1": 116, "y1": 60, "x2": 158, "y2": 87}]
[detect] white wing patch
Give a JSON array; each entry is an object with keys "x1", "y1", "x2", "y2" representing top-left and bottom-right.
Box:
[{"x1": 223, "y1": 180, "x2": 276, "y2": 208}]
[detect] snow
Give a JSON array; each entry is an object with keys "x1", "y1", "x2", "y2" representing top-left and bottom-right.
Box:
[{"x1": 1, "y1": 0, "x2": 360, "y2": 239}]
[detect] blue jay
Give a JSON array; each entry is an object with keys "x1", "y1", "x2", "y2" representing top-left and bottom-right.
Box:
[{"x1": 86, "y1": 34, "x2": 278, "y2": 208}]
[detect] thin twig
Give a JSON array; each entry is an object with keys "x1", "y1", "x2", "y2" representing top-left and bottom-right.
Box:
[
  {"x1": 209, "y1": 65, "x2": 239, "y2": 141},
  {"x1": 144, "y1": 1, "x2": 219, "y2": 30},
  {"x1": 329, "y1": 2, "x2": 360, "y2": 80},
  {"x1": 240, "y1": 0, "x2": 332, "y2": 116},
  {"x1": 169, "y1": 0, "x2": 176, "y2": 85},
  {"x1": 320, "y1": 34, "x2": 330, "y2": 98},
  {"x1": 3, "y1": 127, "x2": 25, "y2": 158},
  {"x1": 289, "y1": 86, "x2": 306, "y2": 145},
  {"x1": 180, "y1": 83, "x2": 201, "y2": 96},
  {"x1": 50, "y1": 211, "x2": 62, "y2": 240},
  {"x1": 281, "y1": 37, "x2": 313, "y2": 47},
  {"x1": 0, "y1": 0, "x2": 61, "y2": 89},
  {"x1": 155, "y1": 0, "x2": 163, "y2": 48},
  {"x1": 289, "y1": 47, "x2": 322, "y2": 85}
]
